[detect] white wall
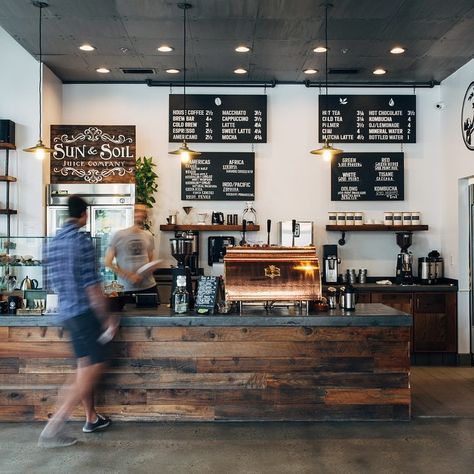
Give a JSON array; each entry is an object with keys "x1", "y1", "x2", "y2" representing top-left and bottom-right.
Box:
[
  {"x1": 62, "y1": 83, "x2": 443, "y2": 275},
  {"x1": 439, "y1": 58, "x2": 474, "y2": 354},
  {"x1": 0, "y1": 27, "x2": 45, "y2": 236}
]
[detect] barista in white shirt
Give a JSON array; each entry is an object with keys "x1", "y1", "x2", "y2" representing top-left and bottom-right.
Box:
[{"x1": 104, "y1": 204, "x2": 160, "y2": 303}]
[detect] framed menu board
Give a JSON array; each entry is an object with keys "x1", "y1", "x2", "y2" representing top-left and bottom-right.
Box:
[
  {"x1": 169, "y1": 94, "x2": 266, "y2": 143},
  {"x1": 319, "y1": 95, "x2": 416, "y2": 143},
  {"x1": 181, "y1": 152, "x2": 255, "y2": 201},
  {"x1": 331, "y1": 152, "x2": 404, "y2": 201}
]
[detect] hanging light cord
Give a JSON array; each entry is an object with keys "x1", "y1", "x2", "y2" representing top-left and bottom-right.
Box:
[
  {"x1": 38, "y1": 3, "x2": 43, "y2": 140},
  {"x1": 183, "y1": 4, "x2": 187, "y2": 127},
  {"x1": 324, "y1": 3, "x2": 328, "y2": 121}
]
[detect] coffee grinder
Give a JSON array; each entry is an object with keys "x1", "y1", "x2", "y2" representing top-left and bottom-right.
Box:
[
  {"x1": 322, "y1": 244, "x2": 340, "y2": 284},
  {"x1": 395, "y1": 232, "x2": 414, "y2": 285},
  {"x1": 170, "y1": 237, "x2": 195, "y2": 308},
  {"x1": 175, "y1": 230, "x2": 200, "y2": 275}
]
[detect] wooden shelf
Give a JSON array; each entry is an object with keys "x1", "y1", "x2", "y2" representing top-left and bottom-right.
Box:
[
  {"x1": 160, "y1": 224, "x2": 260, "y2": 232},
  {"x1": 0, "y1": 209, "x2": 17, "y2": 215},
  {"x1": 326, "y1": 224, "x2": 429, "y2": 232},
  {"x1": 0, "y1": 143, "x2": 16, "y2": 150},
  {"x1": 0, "y1": 176, "x2": 17, "y2": 182}
]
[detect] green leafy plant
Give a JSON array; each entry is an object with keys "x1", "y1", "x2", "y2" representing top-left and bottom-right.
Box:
[{"x1": 135, "y1": 156, "x2": 158, "y2": 231}]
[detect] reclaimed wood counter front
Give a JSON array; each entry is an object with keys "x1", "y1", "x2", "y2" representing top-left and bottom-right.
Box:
[{"x1": 0, "y1": 304, "x2": 411, "y2": 422}]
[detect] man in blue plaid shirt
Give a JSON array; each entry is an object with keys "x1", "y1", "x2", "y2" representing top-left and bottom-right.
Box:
[{"x1": 38, "y1": 195, "x2": 118, "y2": 448}]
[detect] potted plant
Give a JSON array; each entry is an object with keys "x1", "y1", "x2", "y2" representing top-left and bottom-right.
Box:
[{"x1": 135, "y1": 156, "x2": 158, "y2": 232}]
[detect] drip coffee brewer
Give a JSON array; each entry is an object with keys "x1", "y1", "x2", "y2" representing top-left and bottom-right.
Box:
[
  {"x1": 395, "y1": 232, "x2": 414, "y2": 285},
  {"x1": 170, "y1": 237, "x2": 195, "y2": 309}
]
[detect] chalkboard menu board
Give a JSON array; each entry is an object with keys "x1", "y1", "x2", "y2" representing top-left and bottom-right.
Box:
[
  {"x1": 195, "y1": 276, "x2": 220, "y2": 314},
  {"x1": 182, "y1": 152, "x2": 255, "y2": 201},
  {"x1": 319, "y1": 95, "x2": 416, "y2": 143},
  {"x1": 169, "y1": 94, "x2": 266, "y2": 143},
  {"x1": 331, "y1": 152, "x2": 404, "y2": 201}
]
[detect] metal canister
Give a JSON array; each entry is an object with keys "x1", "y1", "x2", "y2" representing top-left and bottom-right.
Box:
[{"x1": 339, "y1": 285, "x2": 357, "y2": 311}]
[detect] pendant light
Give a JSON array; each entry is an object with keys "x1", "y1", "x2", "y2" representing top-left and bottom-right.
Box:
[
  {"x1": 169, "y1": 3, "x2": 200, "y2": 163},
  {"x1": 310, "y1": 3, "x2": 343, "y2": 160},
  {"x1": 23, "y1": 1, "x2": 54, "y2": 159}
]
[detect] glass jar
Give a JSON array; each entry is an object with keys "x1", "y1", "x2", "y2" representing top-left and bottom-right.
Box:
[
  {"x1": 242, "y1": 202, "x2": 257, "y2": 225},
  {"x1": 173, "y1": 275, "x2": 189, "y2": 314}
]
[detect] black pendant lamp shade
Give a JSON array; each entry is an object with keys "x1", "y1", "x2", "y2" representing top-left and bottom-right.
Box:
[
  {"x1": 310, "y1": 3, "x2": 343, "y2": 160},
  {"x1": 23, "y1": 1, "x2": 54, "y2": 158},
  {"x1": 169, "y1": 3, "x2": 200, "y2": 163}
]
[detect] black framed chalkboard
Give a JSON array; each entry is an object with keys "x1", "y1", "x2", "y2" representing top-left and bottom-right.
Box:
[
  {"x1": 195, "y1": 276, "x2": 221, "y2": 314},
  {"x1": 319, "y1": 95, "x2": 416, "y2": 143},
  {"x1": 331, "y1": 152, "x2": 404, "y2": 201},
  {"x1": 181, "y1": 152, "x2": 255, "y2": 201},
  {"x1": 169, "y1": 94, "x2": 266, "y2": 143}
]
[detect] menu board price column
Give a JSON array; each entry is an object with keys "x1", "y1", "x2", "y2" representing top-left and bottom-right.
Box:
[
  {"x1": 319, "y1": 95, "x2": 416, "y2": 143},
  {"x1": 169, "y1": 95, "x2": 267, "y2": 143}
]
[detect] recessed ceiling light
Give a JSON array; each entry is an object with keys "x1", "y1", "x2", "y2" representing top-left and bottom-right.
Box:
[
  {"x1": 166, "y1": 68, "x2": 180, "y2": 74},
  {"x1": 158, "y1": 45, "x2": 174, "y2": 52},
  {"x1": 234, "y1": 68, "x2": 247, "y2": 74},
  {"x1": 313, "y1": 46, "x2": 327, "y2": 53},
  {"x1": 390, "y1": 46, "x2": 405, "y2": 54},
  {"x1": 304, "y1": 69, "x2": 318, "y2": 75},
  {"x1": 373, "y1": 68, "x2": 387, "y2": 75},
  {"x1": 79, "y1": 44, "x2": 95, "y2": 51},
  {"x1": 96, "y1": 67, "x2": 110, "y2": 74},
  {"x1": 235, "y1": 45, "x2": 250, "y2": 53}
]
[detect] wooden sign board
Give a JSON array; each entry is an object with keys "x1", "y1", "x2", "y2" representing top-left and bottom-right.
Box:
[
  {"x1": 331, "y1": 152, "x2": 404, "y2": 201},
  {"x1": 319, "y1": 95, "x2": 416, "y2": 143},
  {"x1": 182, "y1": 152, "x2": 255, "y2": 201},
  {"x1": 50, "y1": 125, "x2": 136, "y2": 184},
  {"x1": 169, "y1": 94, "x2": 267, "y2": 143}
]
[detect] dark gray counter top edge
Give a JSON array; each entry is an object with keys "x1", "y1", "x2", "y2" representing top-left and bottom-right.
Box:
[
  {"x1": 0, "y1": 304, "x2": 411, "y2": 327},
  {"x1": 0, "y1": 315, "x2": 412, "y2": 327}
]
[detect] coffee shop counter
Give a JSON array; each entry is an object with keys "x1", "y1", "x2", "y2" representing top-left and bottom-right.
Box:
[{"x1": 0, "y1": 303, "x2": 411, "y2": 422}]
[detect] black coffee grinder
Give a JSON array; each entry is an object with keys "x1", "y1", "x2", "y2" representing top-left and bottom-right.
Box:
[
  {"x1": 395, "y1": 231, "x2": 414, "y2": 285},
  {"x1": 170, "y1": 237, "x2": 195, "y2": 308}
]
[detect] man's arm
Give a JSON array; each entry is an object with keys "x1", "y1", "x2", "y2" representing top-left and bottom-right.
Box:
[
  {"x1": 86, "y1": 282, "x2": 119, "y2": 333},
  {"x1": 104, "y1": 246, "x2": 142, "y2": 285}
]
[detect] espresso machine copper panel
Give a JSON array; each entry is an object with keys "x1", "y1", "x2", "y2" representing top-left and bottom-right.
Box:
[{"x1": 224, "y1": 246, "x2": 321, "y2": 302}]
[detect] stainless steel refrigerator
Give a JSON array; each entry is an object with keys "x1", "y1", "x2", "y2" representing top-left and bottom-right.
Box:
[{"x1": 46, "y1": 184, "x2": 135, "y2": 277}]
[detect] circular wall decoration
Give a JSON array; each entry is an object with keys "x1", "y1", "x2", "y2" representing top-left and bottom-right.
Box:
[{"x1": 461, "y1": 81, "x2": 474, "y2": 150}]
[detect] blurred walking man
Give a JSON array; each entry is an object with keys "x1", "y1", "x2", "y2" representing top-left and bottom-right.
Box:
[{"x1": 38, "y1": 195, "x2": 118, "y2": 448}]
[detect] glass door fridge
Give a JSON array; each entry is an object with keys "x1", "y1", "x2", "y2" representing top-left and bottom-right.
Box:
[
  {"x1": 46, "y1": 206, "x2": 91, "y2": 236},
  {"x1": 90, "y1": 205, "x2": 134, "y2": 280}
]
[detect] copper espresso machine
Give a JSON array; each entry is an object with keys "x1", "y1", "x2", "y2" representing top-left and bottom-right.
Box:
[{"x1": 224, "y1": 246, "x2": 321, "y2": 314}]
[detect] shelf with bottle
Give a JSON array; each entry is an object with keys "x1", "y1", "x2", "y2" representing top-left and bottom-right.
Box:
[{"x1": 160, "y1": 224, "x2": 260, "y2": 232}]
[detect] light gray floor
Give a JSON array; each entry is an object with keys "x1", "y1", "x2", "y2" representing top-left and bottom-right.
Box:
[
  {"x1": 1, "y1": 367, "x2": 474, "y2": 474},
  {"x1": 0, "y1": 419, "x2": 473, "y2": 474}
]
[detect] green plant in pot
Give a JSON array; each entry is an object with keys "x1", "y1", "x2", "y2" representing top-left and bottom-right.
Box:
[{"x1": 135, "y1": 156, "x2": 158, "y2": 232}]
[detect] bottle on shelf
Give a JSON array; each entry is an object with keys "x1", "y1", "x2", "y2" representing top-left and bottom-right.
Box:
[{"x1": 172, "y1": 275, "x2": 189, "y2": 314}]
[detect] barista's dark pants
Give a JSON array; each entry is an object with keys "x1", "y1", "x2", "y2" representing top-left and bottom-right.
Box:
[{"x1": 124, "y1": 284, "x2": 160, "y2": 305}]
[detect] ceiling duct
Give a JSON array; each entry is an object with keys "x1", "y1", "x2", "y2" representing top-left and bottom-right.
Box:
[
  {"x1": 329, "y1": 68, "x2": 360, "y2": 75},
  {"x1": 121, "y1": 68, "x2": 155, "y2": 74}
]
